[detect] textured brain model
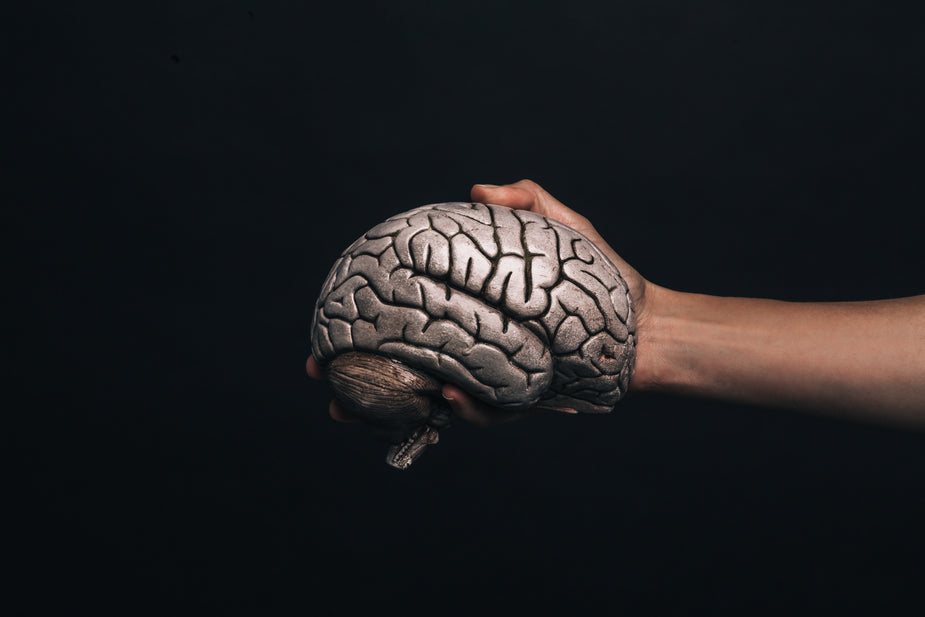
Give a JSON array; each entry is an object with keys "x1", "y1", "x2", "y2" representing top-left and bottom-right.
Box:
[{"x1": 311, "y1": 202, "x2": 636, "y2": 467}]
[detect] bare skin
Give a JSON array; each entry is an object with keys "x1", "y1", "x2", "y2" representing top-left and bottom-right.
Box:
[{"x1": 307, "y1": 179, "x2": 925, "y2": 430}]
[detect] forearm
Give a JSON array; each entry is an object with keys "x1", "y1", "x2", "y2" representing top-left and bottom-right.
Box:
[{"x1": 632, "y1": 286, "x2": 925, "y2": 428}]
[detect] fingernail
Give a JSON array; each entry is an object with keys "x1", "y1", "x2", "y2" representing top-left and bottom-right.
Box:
[
  {"x1": 442, "y1": 391, "x2": 454, "y2": 401},
  {"x1": 473, "y1": 183, "x2": 498, "y2": 189}
]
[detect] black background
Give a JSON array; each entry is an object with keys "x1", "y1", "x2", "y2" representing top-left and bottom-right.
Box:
[{"x1": 9, "y1": 1, "x2": 925, "y2": 614}]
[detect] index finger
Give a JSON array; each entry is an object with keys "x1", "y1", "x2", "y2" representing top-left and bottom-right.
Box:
[{"x1": 306, "y1": 355, "x2": 327, "y2": 380}]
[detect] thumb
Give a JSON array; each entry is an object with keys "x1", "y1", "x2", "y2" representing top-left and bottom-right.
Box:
[{"x1": 470, "y1": 183, "x2": 537, "y2": 210}]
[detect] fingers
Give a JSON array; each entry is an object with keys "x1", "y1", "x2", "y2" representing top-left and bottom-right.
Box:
[
  {"x1": 326, "y1": 384, "x2": 531, "y2": 427},
  {"x1": 441, "y1": 384, "x2": 532, "y2": 427},
  {"x1": 329, "y1": 399, "x2": 360, "y2": 423},
  {"x1": 307, "y1": 355, "x2": 359, "y2": 422},
  {"x1": 315, "y1": 359, "x2": 527, "y2": 426},
  {"x1": 305, "y1": 355, "x2": 326, "y2": 380}
]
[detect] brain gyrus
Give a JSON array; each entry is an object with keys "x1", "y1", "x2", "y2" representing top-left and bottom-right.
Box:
[{"x1": 311, "y1": 202, "x2": 636, "y2": 414}]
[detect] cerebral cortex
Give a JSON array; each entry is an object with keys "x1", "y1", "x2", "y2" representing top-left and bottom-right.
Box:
[{"x1": 311, "y1": 202, "x2": 636, "y2": 414}]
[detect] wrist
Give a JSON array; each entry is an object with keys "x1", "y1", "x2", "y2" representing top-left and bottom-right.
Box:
[{"x1": 628, "y1": 284, "x2": 710, "y2": 395}]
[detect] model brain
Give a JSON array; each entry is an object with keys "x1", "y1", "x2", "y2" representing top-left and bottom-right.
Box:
[{"x1": 311, "y1": 202, "x2": 636, "y2": 467}]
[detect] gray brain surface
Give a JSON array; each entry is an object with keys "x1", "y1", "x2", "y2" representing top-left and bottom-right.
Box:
[{"x1": 311, "y1": 202, "x2": 636, "y2": 414}]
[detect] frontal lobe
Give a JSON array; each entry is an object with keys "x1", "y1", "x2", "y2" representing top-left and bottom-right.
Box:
[{"x1": 311, "y1": 202, "x2": 635, "y2": 413}]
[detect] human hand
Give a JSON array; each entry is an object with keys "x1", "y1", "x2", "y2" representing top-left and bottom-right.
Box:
[
  {"x1": 444, "y1": 180, "x2": 654, "y2": 423},
  {"x1": 305, "y1": 354, "x2": 535, "y2": 426},
  {"x1": 307, "y1": 179, "x2": 655, "y2": 426}
]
